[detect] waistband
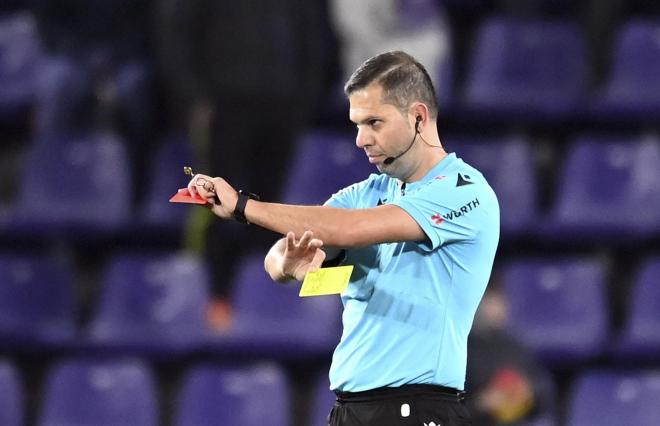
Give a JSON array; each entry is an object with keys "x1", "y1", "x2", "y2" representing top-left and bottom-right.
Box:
[{"x1": 334, "y1": 384, "x2": 466, "y2": 403}]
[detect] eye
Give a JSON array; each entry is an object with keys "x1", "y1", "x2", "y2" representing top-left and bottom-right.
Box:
[{"x1": 355, "y1": 119, "x2": 382, "y2": 130}]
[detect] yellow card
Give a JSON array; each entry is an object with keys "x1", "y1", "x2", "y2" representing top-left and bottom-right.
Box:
[{"x1": 299, "y1": 265, "x2": 354, "y2": 297}]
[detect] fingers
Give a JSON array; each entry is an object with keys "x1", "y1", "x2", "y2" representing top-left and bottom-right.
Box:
[
  {"x1": 285, "y1": 232, "x2": 296, "y2": 252},
  {"x1": 188, "y1": 173, "x2": 210, "y2": 197},
  {"x1": 189, "y1": 174, "x2": 219, "y2": 203},
  {"x1": 307, "y1": 249, "x2": 327, "y2": 275},
  {"x1": 313, "y1": 249, "x2": 326, "y2": 268},
  {"x1": 285, "y1": 230, "x2": 324, "y2": 251},
  {"x1": 298, "y1": 230, "x2": 314, "y2": 248},
  {"x1": 187, "y1": 174, "x2": 199, "y2": 197},
  {"x1": 309, "y1": 238, "x2": 323, "y2": 249}
]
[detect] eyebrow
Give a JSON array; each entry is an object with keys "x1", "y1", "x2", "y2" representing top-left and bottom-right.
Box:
[{"x1": 351, "y1": 115, "x2": 383, "y2": 125}]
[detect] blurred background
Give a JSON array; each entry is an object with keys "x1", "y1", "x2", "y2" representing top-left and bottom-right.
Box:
[{"x1": 1, "y1": 0, "x2": 660, "y2": 425}]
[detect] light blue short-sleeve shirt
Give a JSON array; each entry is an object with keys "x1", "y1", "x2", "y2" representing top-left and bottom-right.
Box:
[{"x1": 324, "y1": 153, "x2": 500, "y2": 392}]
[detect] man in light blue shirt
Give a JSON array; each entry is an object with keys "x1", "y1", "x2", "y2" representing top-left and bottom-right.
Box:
[
  {"x1": 326, "y1": 150, "x2": 499, "y2": 394},
  {"x1": 188, "y1": 51, "x2": 499, "y2": 425}
]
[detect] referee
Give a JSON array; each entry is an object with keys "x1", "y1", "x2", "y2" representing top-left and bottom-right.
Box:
[{"x1": 188, "y1": 51, "x2": 500, "y2": 425}]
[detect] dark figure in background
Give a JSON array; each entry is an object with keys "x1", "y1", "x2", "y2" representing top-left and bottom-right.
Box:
[
  {"x1": 31, "y1": 0, "x2": 157, "y2": 203},
  {"x1": 33, "y1": 0, "x2": 151, "y2": 57},
  {"x1": 155, "y1": 0, "x2": 328, "y2": 328},
  {"x1": 466, "y1": 287, "x2": 556, "y2": 426}
]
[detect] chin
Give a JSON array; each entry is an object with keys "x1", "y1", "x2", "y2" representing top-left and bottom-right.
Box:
[{"x1": 377, "y1": 164, "x2": 398, "y2": 178}]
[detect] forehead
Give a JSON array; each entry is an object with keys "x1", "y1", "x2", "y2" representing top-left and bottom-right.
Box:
[{"x1": 348, "y1": 84, "x2": 401, "y2": 123}]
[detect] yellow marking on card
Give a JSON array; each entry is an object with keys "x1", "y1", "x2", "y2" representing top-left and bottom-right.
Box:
[{"x1": 299, "y1": 265, "x2": 354, "y2": 297}]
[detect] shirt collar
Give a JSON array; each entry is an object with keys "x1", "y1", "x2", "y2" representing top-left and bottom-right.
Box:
[{"x1": 400, "y1": 153, "x2": 457, "y2": 192}]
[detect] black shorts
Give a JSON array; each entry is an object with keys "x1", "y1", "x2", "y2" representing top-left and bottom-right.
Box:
[{"x1": 328, "y1": 384, "x2": 472, "y2": 426}]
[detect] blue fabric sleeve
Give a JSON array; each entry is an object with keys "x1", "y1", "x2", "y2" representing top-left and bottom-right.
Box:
[
  {"x1": 323, "y1": 178, "x2": 373, "y2": 209},
  {"x1": 392, "y1": 179, "x2": 495, "y2": 251}
]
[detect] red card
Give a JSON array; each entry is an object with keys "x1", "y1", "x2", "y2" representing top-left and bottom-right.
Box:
[{"x1": 169, "y1": 188, "x2": 208, "y2": 204}]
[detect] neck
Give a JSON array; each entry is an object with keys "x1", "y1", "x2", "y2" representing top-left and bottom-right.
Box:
[
  {"x1": 404, "y1": 149, "x2": 447, "y2": 183},
  {"x1": 401, "y1": 129, "x2": 446, "y2": 182}
]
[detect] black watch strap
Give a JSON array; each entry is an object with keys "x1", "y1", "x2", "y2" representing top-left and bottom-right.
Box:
[{"x1": 234, "y1": 190, "x2": 260, "y2": 224}]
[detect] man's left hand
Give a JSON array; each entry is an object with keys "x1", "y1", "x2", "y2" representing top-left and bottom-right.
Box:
[{"x1": 187, "y1": 174, "x2": 239, "y2": 220}]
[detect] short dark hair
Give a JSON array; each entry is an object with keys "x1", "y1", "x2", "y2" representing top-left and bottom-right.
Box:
[{"x1": 344, "y1": 51, "x2": 439, "y2": 119}]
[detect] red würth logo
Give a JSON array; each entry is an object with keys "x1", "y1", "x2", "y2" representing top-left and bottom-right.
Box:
[{"x1": 431, "y1": 214, "x2": 444, "y2": 225}]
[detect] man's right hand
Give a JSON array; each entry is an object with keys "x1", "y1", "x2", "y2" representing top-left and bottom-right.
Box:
[{"x1": 265, "y1": 231, "x2": 326, "y2": 282}]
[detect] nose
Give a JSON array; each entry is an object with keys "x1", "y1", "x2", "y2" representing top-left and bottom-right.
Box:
[{"x1": 355, "y1": 126, "x2": 371, "y2": 148}]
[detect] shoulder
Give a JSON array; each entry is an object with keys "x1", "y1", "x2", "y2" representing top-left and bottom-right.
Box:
[
  {"x1": 333, "y1": 172, "x2": 392, "y2": 197},
  {"x1": 411, "y1": 159, "x2": 499, "y2": 214},
  {"x1": 325, "y1": 172, "x2": 393, "y2": 208},
  {"x1": 422, "y1": 160, "x2": 493, "y2": 195}
]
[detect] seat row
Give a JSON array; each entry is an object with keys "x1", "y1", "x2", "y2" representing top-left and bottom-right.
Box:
[
  {"x1": 0, "y1": 357, "x2": 333, "y2": 426},
  {"x1": 3, "y1": 356, "x2": 660, "y2": 426},
  {"x1": 318, "y1": 14, "x2": 660, "y2": 122},
  {"x1": 0, "y1": 251, "x2": 342, "y2": 359},
  {"x1": 502, "y1": 256, "x2": 660, "y2": 365},
  {"x1": 3, "y1": 12, "x2": 660, "y2": 125},
  {"x1": 456, "y1": 133, "x2": 660, "y2": 239},
  {"x1": 458, "y1": 17, "x2": 660, "y2": 120},
  {"x1": 1, "y1": 251, "x2": 659, "y2": 364},
  {"x1": 3, "y1": 129, "x2": 660, "y2": 241}
]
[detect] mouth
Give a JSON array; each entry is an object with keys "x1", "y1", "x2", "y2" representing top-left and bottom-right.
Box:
[{"x1": 366, "y1": 154, "x2": 384, "y2": 164}]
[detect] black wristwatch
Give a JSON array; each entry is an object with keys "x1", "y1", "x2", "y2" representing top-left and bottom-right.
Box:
[{"x1": 233, "y1": 190, "x2": 260, "y2": 224}]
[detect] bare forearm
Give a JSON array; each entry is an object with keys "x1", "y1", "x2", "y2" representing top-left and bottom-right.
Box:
[
  {"x1": 246, "y1": 202, "x2": 352, "y2": 246},
  {"x1": 186, "y1": 174, "x2": 424, "y2": 246},
  {"x1": 244, "y1": 200, "x2": 424, "y2": 247}
]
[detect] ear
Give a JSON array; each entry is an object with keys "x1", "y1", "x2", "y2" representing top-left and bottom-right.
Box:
[{"x1": 410, "y1": 103, "x2": 430, "y2": 127}]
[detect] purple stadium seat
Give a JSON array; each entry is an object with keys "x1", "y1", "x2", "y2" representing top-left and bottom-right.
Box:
[
  {"x1": 32, "y1": 56, "x2": 90, "y2": 137},
  {"x1": 463, "y1": 17, "x2": 586, "y2": 119},
  {"x1": 86, "y1": 253, "x2": 210, "y2": 356},
  {"x1": 281, "y1": 131, "x2": 374, "y2": 205},
  {"x1": 502, "y1": 258, "x2": 607, "y2": 365},
  {"x1": 567, "y1": 370, "x2": 660, "y2": 426},
  {"x1": 38, "y1": 358, "x2": 158, "y2": 426},
  {"x1": 311, "y1": 373, "x2": 336, "y2": 426},
  {"x1": 209, "y1": 253, "x2": 342, "y2": 358},
  {"x1": 140, "y1": 134, "x2": 193, "y2": 230},
  {"x1": 543, "y1": 135, "x2": 660, "y2": 239},
  {"x1": 175, "y1": 363, "x2": 290, "y2": 426},
  {"x1": 614, "y1": 257, "x2": 660, "y2": 359},
  {"x1": 590, "y1": 20, "x2": 660, "y2": 118},
  {"x1": 0, "y1": 253, "x2": 76, "y2": 349},
  {"x1": 10, "y1": 132, "x2": 132, "y2": 236},
  {"x1": 453, "y1": 136, "x2": 537, "y2": 236},
  {"x1": 0, "y1": 12, "x2": 42, "y2": 120},
  {"x1": 0, "y1": 360, "x2": 23, "y2": 426}
]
